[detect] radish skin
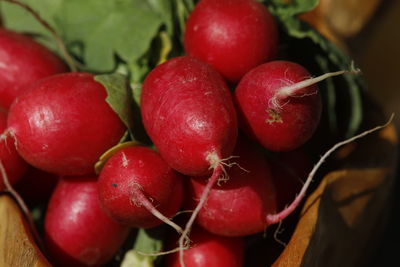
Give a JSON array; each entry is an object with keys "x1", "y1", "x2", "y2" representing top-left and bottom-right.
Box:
[
  {"x1": 234, "y1": 60, "x2": 322, "y2": 151},
  {"x1": 0, "y1": 110, "x2": 28, "y2": 190},
  {"x1": 235, "y1": 60, "x2": 361, "y2": 151},
  {"x1": 7, "y1": 72, "x2": 126, "y2": 176},
  {"x1": 184, "y1": 0, "x2": 278, "y2": 84},
  {"x1": 141, "y1": 56, "x2": 237, "y2": 177},
  {"x1": 166, "y1": 227, "x2": 244, "y2": 267},
  {"x1": 185, "y1": 137, "x2": 277, "y2": 237},
  {"x1": 44, "y1": 176, "x2": 130, "y2": 267},
  {"x1": 0, "y1": 28, "x2": 67, "y2": 110},
  {"x1": 98, "y1": 146, "x2": 184, "y2": 230},
  {"x1": 186, "y1": 116, "x2": 394, "y2": 239},
  {"x1": 140, "y1": 56, "x2": 238, "y2": 264}
]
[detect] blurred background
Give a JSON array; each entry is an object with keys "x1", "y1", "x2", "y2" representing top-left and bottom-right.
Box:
[
  {"x1": 350, "y1": 2, "x2": 400, "y2": 266},
  {"x1": 304, "y1": 0, "x2": 400, "y2": 265}
]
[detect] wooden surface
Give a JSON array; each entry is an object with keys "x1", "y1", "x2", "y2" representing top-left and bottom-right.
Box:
[{"x1": 0, "y1": 194, "x2": 50, "y2": 267}]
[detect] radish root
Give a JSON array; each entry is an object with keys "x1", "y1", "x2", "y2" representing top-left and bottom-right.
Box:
[
  {"x1": 129, "y1": 183, "x2": 184, "y2": 235},
  {"x1": 178, "y1": 152, "x2": 227, "y2": 267},
  {"x1": 136, "y1": 246, "x2": 184, "y2": 257},
  {"x1": 265, "y1": 113, "x2": 394, "y2": 225},
  {"x1": 269, "y1": 64, "x2": 361, "y2": 110}
]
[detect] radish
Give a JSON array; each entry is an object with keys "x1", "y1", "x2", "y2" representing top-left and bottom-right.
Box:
[
  {"x1": 141, "y1": 56, "x2": 237, "y2": 177},
  {"x1": 234, "y1": 60, "x2": 360, "y2": 151},
  {"x1": 44, "y1": 175, "x2": 130, "y2": 267},
  {"x1": 97, "y1": 146, "x2": 184, "y2": 229},
  {"x1": 0, "y1": 28, "x2": 67, "y2": 110},
  {"x1": 184, "y1": 0, "x2": 278, "y2": 84},
  {"x1": 140, "y1": 56, "x2": 237, "y2": 259},
  {"x1": 185, "y1": 136, "x2": 277, "y2": 237},
  {"x1": 6, "y1": 72, "x2": 126, "y2": 176},
  {"x1": 234, "y1": 60, "x2": 322, "y2": 151},
  {"x1": 165, "y1": 227, "x2": 244, "y2": 267},
  {"x1": 0, "y1": 109, "x2": 28, "y2": 190},
  {"x1": 186, "y1": 117, "x2": 394, "y2": 239}
]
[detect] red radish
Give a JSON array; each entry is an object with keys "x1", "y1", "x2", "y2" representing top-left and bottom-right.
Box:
[
  {"x1": 0, "y1": 28, "x2": 67, "y2": 110},
  {"x1": 141, "y1": 56, "x2": 237, "y2": 258},
  {"x1": 44, "y1": 175, "x2": 130, "y2": 267},
  {"x1": 15, "y1": 167, "x2": 59, "y2": 206},
  {"x1": 0, "y1": 109, "x2": 28, "y2": 190},
  {"x1": 166, "y1": 227, "x2": 244, "y2": 267},
  {"x1": 98, "y1": 146, "x2": 184, "y2": 229},
  {"x1": 141, "y1": 56, "x2": 237, "y2": 177},
  {"x1": 184, "y1": 0, "x2": 278, "y2": 84},
  {"x1": 185, "y1": 120, "x2": 391, "y2": 239},
  {"x1": 7, "y1": 72, "x2": 126, "y2": 176},
  {"x1": 185, "y1": 137, "x2": 277, "y2": 237},
  {"x1": 234, "y1": 60, "x2": 322, "y2": 151}
]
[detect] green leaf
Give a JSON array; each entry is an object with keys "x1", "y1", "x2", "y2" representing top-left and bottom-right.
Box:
[
  {"x1": 55, "y1": 0, "x2": 163, "y2": 72},
  {"x1": 265, "y1": 0, "x2": 319, "y2": 17},
  {"x1": 316, "y1": 55, "x2": 338, "y2": 134},
  {"x1": 173, "y1": 0, "x2": 194, "y2": 42},
  {"x1": 121, "y1": 250, "x2": 154, "y2": 267},
  {"x1": 94, "y1": 73, "x2": 135, "y2": 136},
  {"x1": 134, "y1": 228, "x2": 164, "y2": 255},
  {"x1": 0, "y1": 0, "x2": 63, "y2": 50},
  {"x1": 1, "y1": 0, "x2": 62, "y2": 34},
  {"x1": 147, "y1": 0, "x2": 174, "y2": 35},
  {"x1": 121, "y1": 228, "x2": 165, "y2": 267},
  {"x1": 95, "y1": 72, "x2": 151, "y2": 144}
]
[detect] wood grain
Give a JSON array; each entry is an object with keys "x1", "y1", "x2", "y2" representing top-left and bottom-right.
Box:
[{"x1": 0, "y1": 194, "x2": 51, "y2": 267}]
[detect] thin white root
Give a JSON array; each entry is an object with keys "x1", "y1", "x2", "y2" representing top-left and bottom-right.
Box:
[
  {"x1": 178, "y1": 162, "x2": 225, "y2": 267},
  {"x1": 135, "y1": 246, "x2": 188, "y2": 257},
  {"x1": 273, "y1": 220, "x2": 287, "y2": 248},
  {"x1": 269, "y1": 65, "x2": 362, "y2": 110},
  {"x1": 130, "y1": 184, "x2": 184, "y2": 235},
  {"x1": 266, "y1": 113, "x2": 394, "y2": 225}
]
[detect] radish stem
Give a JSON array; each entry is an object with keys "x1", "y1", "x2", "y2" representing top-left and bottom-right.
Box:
[{"x1": 266, "y1": 113, "x2": 394, "y2": 225}]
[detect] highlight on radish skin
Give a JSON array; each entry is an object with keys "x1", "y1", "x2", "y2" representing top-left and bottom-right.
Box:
[
  {"x1": 141, "y1": 56, "x2": 237, "y2": 177},
  {"x1": 185, "y1": 136, "x2": 277, "y2": 237},
  {"x1": 234, "y1": 61, "x2": 321, "y2": 151},
  {"x1": 234, "y1": 60, "x2": 361, "y2": 151},
  {"x1": 186, "y1": 115, "x2": 393, "y2": 240},
  {"x1": 166, "y1": 227, "x2": 245, "y2": 267},
  {"x1": 7, "y1": 72, "x2": 126, "y2": 176},
  {"x1": 184, "y1": 0, "x2": 279, "y2": 84},
  {"x1": 97, "y1": 146, "x2": 184, "y2": 230},
  {"x1": 0, "y1": 28, "x2": 67, "y2": 110},
  {"x1": 44, "y1": 176, "x2": 130, "y2": 267},
  {"x1": 140, "y1": 56, "x2": 238, "y2": 262}
]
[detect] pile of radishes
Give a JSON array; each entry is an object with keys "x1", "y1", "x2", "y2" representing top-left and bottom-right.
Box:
[{"x1": 0, "y1": 0, "x2": 377, "y2": 266}]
